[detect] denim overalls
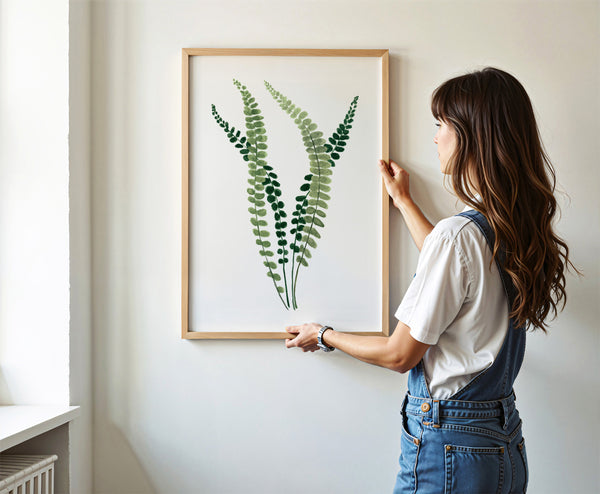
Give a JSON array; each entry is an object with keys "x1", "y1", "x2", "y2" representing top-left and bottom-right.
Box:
[{"x1": 393, "y1": 210, "x2": 529, "y2": 494}]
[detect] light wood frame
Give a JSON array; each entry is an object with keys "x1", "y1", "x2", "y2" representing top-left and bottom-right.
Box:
[{"x1": 182, "y1": 48, "x2": 389, "y2": 339}]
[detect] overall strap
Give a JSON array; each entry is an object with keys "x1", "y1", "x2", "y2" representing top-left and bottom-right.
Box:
[
  {"x1": 456, "y1": 209, "x2": 517, "y2": 311},
  {"x1": 450, "y1": 209, "x2": 526, "y2": 405}
]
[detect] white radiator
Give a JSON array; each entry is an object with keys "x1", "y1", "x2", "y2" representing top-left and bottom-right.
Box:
[{"x1": 0, "y1": 455, "x2": 58, "y2": 494}]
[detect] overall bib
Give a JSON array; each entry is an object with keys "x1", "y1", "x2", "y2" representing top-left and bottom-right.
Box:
[{"x1": 393, "y1": 210, "x2": 529, "y2": 494}]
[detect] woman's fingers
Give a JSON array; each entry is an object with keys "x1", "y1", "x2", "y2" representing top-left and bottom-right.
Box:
[
  {"x1": 379, "y1": 159, "x2": 406, "y2": 184},
  {"x1": 284, "y1": 322, "x2": 322, "y2": 352},
  {"x1": 381, "y1": 159, "x2": 407, "y2": 180},
  {"x1": 389, "y1": 160, "x2": 404, "y2": 175},
  {"x1": 379, "y1": 159, "x2": 411, "y2": 208},
  {"x1": 378, "y1": 160, "x2": 393, "y2": 182},
  {"x1": 285, "y1": 325, "x2": 300, "y2": 335},
  {"x1": 286, "y1": 335, "x2": 313, "y2": 351},
  {"x1": 379, "y1": 160, "x2": 401, "y2": 203},
  {"x1": 285, "y1": 326, "x2": 299, "y2": 348}
]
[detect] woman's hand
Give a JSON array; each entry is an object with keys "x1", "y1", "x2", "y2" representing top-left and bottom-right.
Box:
[
  {"x1": 379, "y1": 159, "x2": 433, "y2": 251},
  {"x1": 378, "y1": 159, "x2": 412, "y2": 210},
  {"x1": 285, "y1": 322, "x2": 322, "y2": 352}
]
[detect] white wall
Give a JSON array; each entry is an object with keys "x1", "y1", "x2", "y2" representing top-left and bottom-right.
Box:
[
  {"x1": 70, "y1": 0, "x2": 94, "y2": 492},
  {"x1": 0, "y1": 0, "x2": 70, "y2": 404},
  {"x1": 91, "y1": 1, "x2": 599, "y2": 493}
]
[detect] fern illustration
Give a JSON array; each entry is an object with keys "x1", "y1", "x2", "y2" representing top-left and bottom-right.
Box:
[
  {"x1": 212, "y1": 82, "x2": 291, "y2": 308},
  {"x1": 211, "y1": 79, "x2": 358, "y2": 310},
  {"x1": 264, "y1": 81, "x2": 358, "y2": 309}
]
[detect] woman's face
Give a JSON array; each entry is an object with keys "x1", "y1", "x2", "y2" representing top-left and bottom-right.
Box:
[{"x1": 434, "y1": 120, "x2": 457, "y2": 174}]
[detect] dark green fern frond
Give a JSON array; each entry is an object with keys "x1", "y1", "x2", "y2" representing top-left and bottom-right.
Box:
[
  {"x1": 211, "y1": 104, "x2": 248, "y2": 157},
  {"x1": 324, "y1": 96, "x2": 359, "y2": 166}
]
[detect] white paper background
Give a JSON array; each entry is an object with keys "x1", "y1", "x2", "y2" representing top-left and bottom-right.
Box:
[{"x1": 189, "y1": 55, "x2": 382, "y2": 332}]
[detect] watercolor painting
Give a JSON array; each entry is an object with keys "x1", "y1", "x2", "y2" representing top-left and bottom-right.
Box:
[{"x1": 211, "y1": 79, "x2": 359, "y2": 310}]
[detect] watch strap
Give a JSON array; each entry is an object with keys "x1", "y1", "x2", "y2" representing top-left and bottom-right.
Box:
[{"x1": 318, "y1": 325, "x2": 335, "y2": 352}]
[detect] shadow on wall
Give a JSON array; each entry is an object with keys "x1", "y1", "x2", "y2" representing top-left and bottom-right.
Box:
[
  {"x1": 0, "y1": 368, "x2": 13, "y2": 405},
  {"x1": 91, "y1": 2, "x2": 156, "y2": 493},
  {"x1": 0, "y1": 0, "x2": 8, "y2": 410},
  {"x1": 95, "y1": 420, "x2": 157, "y2": 494}
]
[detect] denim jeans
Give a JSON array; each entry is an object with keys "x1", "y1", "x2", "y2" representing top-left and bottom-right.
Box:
[{"x1": 393, "y1": 393, "x2": 528, "y2": 493}]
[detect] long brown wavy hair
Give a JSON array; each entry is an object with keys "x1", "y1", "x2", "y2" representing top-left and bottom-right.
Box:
[{"x1": 431, "y1": 67, "x2": 577, "y2": 331}]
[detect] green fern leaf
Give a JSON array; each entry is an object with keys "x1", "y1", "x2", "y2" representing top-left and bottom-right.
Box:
[
  {"x1": 231, "y1": 79, "x2": 293, "y2": 308},
  {"x1": 263, "y1": 81, "x2": 336, "y2": 289},
  {"x1": 326, "y1": 96, "x2": 359, "y2": 167},
  {"x1": 297, "y1": 257, "x2": 309, "y2": 267}
]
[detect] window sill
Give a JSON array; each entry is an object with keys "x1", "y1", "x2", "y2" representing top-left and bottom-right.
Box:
[{"x1": 0, "y1": 405, "x2": 80, "y2": 452}]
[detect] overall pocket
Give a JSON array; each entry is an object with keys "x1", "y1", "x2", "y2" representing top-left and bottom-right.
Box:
[
  {"x1": 444, "y1": 444, "x2": 504, "y2": 494},
  {"x1": 394, "y1": 414, "x2": 421, "y2": 494},
  {"x1": 516, "y1": 437, "x2": 528, "y2": 493}
]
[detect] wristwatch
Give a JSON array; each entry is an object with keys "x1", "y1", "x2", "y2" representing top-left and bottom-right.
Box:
[{"x1": 317, "y1": 325, "x2": 335, "y2": 352}]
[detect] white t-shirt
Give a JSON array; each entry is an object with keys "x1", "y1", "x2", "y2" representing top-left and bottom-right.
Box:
[{"x1": 395, "y1": 206, "x2": 509, "y2": 399}]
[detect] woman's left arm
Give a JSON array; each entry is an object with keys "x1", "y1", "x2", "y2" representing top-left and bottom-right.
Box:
[{"x1": 285, "y1": 321, "x2": 430, "y2": 374}]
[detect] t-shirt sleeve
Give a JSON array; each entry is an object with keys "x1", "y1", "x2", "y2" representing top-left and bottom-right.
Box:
[{"x1": 395, "y1": 230, "x2": 471, "y2": 345}]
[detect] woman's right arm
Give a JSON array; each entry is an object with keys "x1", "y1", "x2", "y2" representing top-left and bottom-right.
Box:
[{"x1": 378, "y1": 160, "x2": 434, "y2": 251}]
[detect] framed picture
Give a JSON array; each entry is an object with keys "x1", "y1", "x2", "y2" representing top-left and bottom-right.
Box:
[{"x1": 182, "y1": 48, "x2": 389, "y2": 339}]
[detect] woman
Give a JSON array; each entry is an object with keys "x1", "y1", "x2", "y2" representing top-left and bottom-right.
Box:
[{"x1": 284, "y1": 67, "x2": 575, "y2": 493}]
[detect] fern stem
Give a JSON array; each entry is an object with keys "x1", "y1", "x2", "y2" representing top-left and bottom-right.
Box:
[
  {"x1": 289, "y1": 191, "x2": 309, "y2": 310},
  {"x1": 292, "y1": 132, "x2": 325, "y2": 298},
  {"x1": 250, "y1": 160, "x2": 289, "y2": 310},
  {"x1": 282, "y1": 252, "x2": 290, "y2": 307}
]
